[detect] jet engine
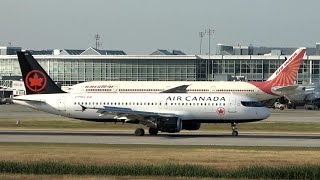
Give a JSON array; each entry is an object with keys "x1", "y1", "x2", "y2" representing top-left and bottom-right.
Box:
[{"x1": 156, "y1": 117, "x2": 182, "y2": 133}]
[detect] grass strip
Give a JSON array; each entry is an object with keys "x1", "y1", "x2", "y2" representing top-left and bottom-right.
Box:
[
  {"x1": 0, "y1": 161, "x2": 319, "y2": 179},
  {"x1": 2, "y1": 141, "x2": 320, "y2": 151}
]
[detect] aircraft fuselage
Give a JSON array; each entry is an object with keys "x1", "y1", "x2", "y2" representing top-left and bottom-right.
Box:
[{"x1": 14, "y1": 93, "x2": 270, "y2": 123}]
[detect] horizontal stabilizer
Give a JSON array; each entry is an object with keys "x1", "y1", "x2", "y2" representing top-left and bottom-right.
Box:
[
  {"x1": 271, "y1": 85, "x2": 305, "y2": 94},
  {"x1": 13, "y1": 98, "x2": 46, "y2": 103}
]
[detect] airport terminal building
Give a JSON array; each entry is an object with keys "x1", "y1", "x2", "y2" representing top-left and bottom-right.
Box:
[{"x1": 1, "y1": 45, "x2": 320, "y2": 88}]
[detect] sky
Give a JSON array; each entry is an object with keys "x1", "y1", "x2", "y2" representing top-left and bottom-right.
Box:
[{"x1": 0, "y1": 0, "x2": 319, "y2": 54}]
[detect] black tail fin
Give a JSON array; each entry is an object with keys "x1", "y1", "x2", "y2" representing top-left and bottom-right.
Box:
[{"x1": 17, "y1": 51, "x2": 65, "y2": 95}]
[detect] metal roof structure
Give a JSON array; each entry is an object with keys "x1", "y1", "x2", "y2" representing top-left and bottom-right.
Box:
[
  {"x1": 172, "y1": 50, "x2": 186, "y2": 55},
  {"x1": 81, "y1": 47, "x2": 126, "y2": 55},
  {"x1": 151, "y1": 49, "x2": 186, "y2": 55},
  {"x1": 59, "y1": 49, "x2": 84, "y2": 55},
  {"x1": 28, "y1": 50, "x2": 53, "y2": 55}
]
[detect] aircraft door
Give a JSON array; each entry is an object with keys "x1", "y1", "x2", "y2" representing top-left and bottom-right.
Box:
[
  {"x1": 211, "y1": 86, "x2": 216, "y2": 92},
  {"x1": 112, "y1": 85, "x2": 119, "y2": 93},
  {"x1": 228, "y1": 97, "x2": 236, "y2": 113}
]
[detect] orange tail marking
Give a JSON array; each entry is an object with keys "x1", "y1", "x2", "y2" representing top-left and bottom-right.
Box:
[{"x1": 269, "y1": 48, "x2": 306, "y2": 86}]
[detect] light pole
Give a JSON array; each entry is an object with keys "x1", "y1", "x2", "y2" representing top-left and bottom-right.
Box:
[
  {"x1": 205, "y1": 29, "x2": 214, "y2": 59},
  {"x1": 205, "y1": 29, "x2": 214, "y2": 80},
  {"x1": 94, "y1": 33, "x2": 101, "y2": 50},
  {"x1": 199, "y1": 32, "x2": 205, "y2": 55}
]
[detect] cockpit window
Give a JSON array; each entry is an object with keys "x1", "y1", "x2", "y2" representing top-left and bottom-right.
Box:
[{"x1": 241, "y1": 101, "x2": 263, "y2": 107}]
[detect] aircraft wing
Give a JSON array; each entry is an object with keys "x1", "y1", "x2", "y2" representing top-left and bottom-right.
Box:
[
  {"x1": 81, "y1": 105, "x2": 177, "y2": 121},
  {"x1": 271, "y1": 85, "x2": 305, "y2": 94},
  {"x1": 160, "y1": 85, "x2": 190, "y2": 93}
]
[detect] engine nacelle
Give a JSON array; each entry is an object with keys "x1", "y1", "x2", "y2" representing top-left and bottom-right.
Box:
[
  {"x1": 182, "y1": 121, "x2": 201, "y2": 130},
  {"x1": 157, "y1": 117, "x2": 182, "y2": 133}
]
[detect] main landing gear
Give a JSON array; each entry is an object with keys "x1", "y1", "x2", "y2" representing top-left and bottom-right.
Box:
[
  {"x1": 231, "y1": 123, "x2": 238, "y2": 136},
  {"x1": 135, "y1": 128, "x2": 145, "y2": 136},
  {"x1": 148, "y1": 127, "x2": 158, "y2": 136},
  {"x1": 134, "y1": 127, "x2": 158, "y2": 136}
]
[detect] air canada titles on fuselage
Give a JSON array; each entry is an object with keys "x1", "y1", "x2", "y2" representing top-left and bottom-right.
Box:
[{"x1": 166, "y1": 96, "x2": 226, "y2": 102}]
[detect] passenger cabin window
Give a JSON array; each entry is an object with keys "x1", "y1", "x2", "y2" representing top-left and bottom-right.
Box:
[{"x1": 241, "y1": 101, "x2": 263, "y2": 107}]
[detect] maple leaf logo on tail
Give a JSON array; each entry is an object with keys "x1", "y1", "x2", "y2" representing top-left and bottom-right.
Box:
[
  {"x1": 29, "y1": 73, "x2": 43, "y2": 87},
  {"x1": 25, "y1": 70, "x2": 47, "y2": 92}
]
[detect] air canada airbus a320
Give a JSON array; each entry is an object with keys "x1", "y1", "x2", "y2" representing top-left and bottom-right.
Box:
[{"x1": 13, "y1": 52, "x2": 270, "y2": 136}]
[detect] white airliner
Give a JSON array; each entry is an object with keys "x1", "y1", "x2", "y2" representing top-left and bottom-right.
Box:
[
  {"x1": 69, "y1": 48, "x2": 306, "y2": 101},
  {"x1": 13, "y1": 51, "x2": 270, "y2": 136}
]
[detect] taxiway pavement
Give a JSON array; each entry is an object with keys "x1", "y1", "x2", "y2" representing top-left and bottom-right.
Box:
[
  {"x1": 1, "y1": 105, "x2": 320, "y2": 147},
  {"x1": 0, "y1": 130, "x2": 319, "y2": 147}
]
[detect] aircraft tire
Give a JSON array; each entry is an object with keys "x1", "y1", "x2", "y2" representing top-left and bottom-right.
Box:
[
  {"x1": 149, "y1": 127, "x2": 158, "y2": 135},
  {"x1": 135, "y1": 128, "x2": 145, "y2": 136},
  {"x1": 232, "y1": 131, "x2": 238, "y2": 136}
]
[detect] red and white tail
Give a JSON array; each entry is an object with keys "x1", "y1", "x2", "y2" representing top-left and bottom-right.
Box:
[{"x1": 267, "y1": 48, "x2": 306, "y2": 86}]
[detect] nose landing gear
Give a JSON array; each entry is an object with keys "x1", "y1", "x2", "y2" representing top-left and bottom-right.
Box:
[{"x1": 231, "y1": 123, "x2": 238, "y2": 136}]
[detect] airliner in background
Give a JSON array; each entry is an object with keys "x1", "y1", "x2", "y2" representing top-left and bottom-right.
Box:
[
  {"x1": 284, "y1": 83, "x2": 320, "y2": 109},
  {"x1": 13, "y1": 52, "x2": 270, "y2": 136},
  {"x1": 68, "y1": 48, "x2": 306, "y2": 101}
]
